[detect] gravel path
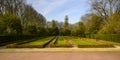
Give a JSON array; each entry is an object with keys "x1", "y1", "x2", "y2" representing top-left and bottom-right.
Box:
[{"x1": 0, "y1": 52, "x2": 120, "y2": 60}]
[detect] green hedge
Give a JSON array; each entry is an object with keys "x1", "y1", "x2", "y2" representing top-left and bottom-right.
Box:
[
  {"x1": 7, "y1": 44, "x2": 43, "y2": 48},
  {"x1": 78, "y1": 45, "x2": 114, "y2": 48},
  {"x1": 0, "y1": 35, "x2": 40, "y2": 46},
  {"x1": 85, "y1": 34, "x2": 120, "y2": 43}
]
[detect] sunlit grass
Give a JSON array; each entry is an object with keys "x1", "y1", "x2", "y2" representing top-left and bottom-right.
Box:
[
  {"x1": 55, "y1": 36, "x2": 71, "y2": 47},
  {"x1": 7, "y1": 36, "x2": 54, "y2": 48},
  {"x1": 20, "y1": 36, "x2": 54, "y2": 46},
  {"x1": 63, "y1": 36, "x2": 120, "y2": 46},
  {"x1": 63, "y1": 36, "x2": 96, "y2": 45},
  {"x1": 72, "y1": 39, "x2": 96, "y2": 45}
]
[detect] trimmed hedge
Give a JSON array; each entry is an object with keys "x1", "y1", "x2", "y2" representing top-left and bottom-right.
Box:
[
  {"x1": 7, "y1": 36, "x2": 56, "y2": 48},
  {"x1": 78, "y1": 45, "x2": 114, "y2": 48},
  {"x1": 7, "y1": 44, "x2": 43, "y2": 48},
  {"x1": 0, "y1": 35, "x2": 40, "y2": 46},
  {"x1": 85, "y1": 34, "x2": 120, "y2": 43}
]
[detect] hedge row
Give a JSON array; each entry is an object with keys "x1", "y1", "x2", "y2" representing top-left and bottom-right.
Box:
[
  {"x1": 78, "y1": 45, "x2": 114, "y2": 48},
  {"x1": 7, "y1": 44, "x2": 114, "y2": 48},
  {"x1": 7, "y1": 36, "x2": 56, "y2": 48},
  {"x1": 7, "y1": 44, "x2": 43, "y2": 48},
  {"x1": 0, "y1": 35, "x2": 39, "y2": 46},
  {"x1": 85, "y1": 34, "x2": 120, "y2": 43}
]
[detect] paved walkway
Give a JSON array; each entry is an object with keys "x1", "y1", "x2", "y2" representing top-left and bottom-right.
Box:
[
  {"x1": 0, "y1": 48, "x2": 120, "y2": 60},
  {"x1": 0, "y1": 48, "x2": 120, "y2": 52},
  {"x1": 0, "y1": 52, "x2": 120, "y2": 60}
]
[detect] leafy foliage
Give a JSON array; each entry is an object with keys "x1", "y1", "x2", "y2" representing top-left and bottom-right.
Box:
[
  {"x1": 86, "y1": 14, "x2": 103, "y2": 34},
  {"x1": 0, "y1": 14, "x2": 22, "y2": 35},
  {"x1": 71, "y1": 22, "x2": 85, "y2": 37},
  {"x1": 98, "y1": 13, "x2": 120, "y2": 34}
]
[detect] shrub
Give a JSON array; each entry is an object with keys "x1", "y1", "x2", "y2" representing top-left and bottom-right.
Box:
[{"x1": 78, "y1": 45, "x2": 114, "y2": 48}]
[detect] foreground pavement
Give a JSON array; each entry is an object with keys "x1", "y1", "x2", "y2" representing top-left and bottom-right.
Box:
[
  {"x1": 0, "y1": 52, "x2": 120, "y2": 60},
  {"x1": 0, "y1": 48, "x2": 120, "y2": 60}
]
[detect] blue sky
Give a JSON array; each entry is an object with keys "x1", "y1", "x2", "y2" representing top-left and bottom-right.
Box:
[{"x1": 27, "y1": 0, "x2": 90, "y2": 24}]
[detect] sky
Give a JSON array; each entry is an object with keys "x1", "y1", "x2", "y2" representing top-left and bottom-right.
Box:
[{"x1": 27, "y1": 0, "x2": 90, "y2": 24}]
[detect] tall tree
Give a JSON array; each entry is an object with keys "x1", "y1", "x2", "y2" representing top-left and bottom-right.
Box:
[
  {"x1": 116, "y1": 0, "x2": 120, "y2": 14},
  {"x1": 71, "y1": 22, "x2": 85, "y2": 37},
  {"x1": 64, "y1": 15, "x2": 69, "y2": 29},
  {"x1": 62, "y1": 15, "x2": 71, "y2": 35},
  {"x1": 86, "y1": 14, "x2": 103, "y2": 34},
  {"x1": 0, "y1": 0, "x2": 26, "y2": 15},
  {"x1": 98, "y1": 13, "x2": 120, "y2": 34},
  {"x1": 51, "y1": 20, "x2": 56, "y2": 28},
  {"x1": 91, "y1": 0, "x2": 119, "y2": 23},
  {"x1": 0, "y1": 0, "x2": 46, "y2": 27},
  {"x1": 0, "y1": 0, "x2": 46, "y2": 36},
  {"x1": 77, "y1": 22, "x2": 85, "y2": 37},
  {"x1": 23, "y1": 5, "x2": 46, "y2": 27}
]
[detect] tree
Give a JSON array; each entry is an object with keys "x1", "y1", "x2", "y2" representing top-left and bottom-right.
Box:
[
  {"x1": 90, "y1": 0, "x2": 119, "y2": 23},
  {"x1": 62, "y1": 15, "x2": 71, "y2": 35},
  {"x1": 81, "y1": 14, "x2": 93, "y2": 26},
  {"x1": 51, "y1": 20, "x2": 56, "y2": 28},
  {"x1": 23, "y1": 5, "x2": 46, "y2": 27},
  {"x1": 71, "y1": 22, "x2": 85, "y2": 37},
  {"x1": 0, "y1": 14, "x2": 22, "y2": 35},
  {"x1": 0, "y1": 0, "x2": 26, "y2": 15},
  {"x1": 0, "y1": 0, "x2": 46, "y2": 28},
  {"x1": 86, "y1": 14, "x2": 103, "y2": 34},
  {"x1": 98, "y1": 13, "x2": 120, "y2": 34},
  {"x1": 24, "y1": 25, "x2": 37, "y2": 35},
  {"x1": 37, "y1": 26, "x2": 47, "y2": 36},
  {"x1": 51, "y1": 20, "x2": 59, "y2": 36},
  {"x1": 116, "y1": 0, "x2": 120, "y2": 14},
  {"x1": 64, "y1": 15, "x2": 69, "y2": 29},
  {"x1": 76, "y1": 22, "x2": 85, "y2": 37}
]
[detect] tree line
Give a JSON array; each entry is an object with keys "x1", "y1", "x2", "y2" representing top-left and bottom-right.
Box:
[
  {"x1": 0, "y1": 0, "x2": 46, "y2": 36},
  {"x1": 81, "y1": 0, "x2": 120, "y2": 35},
  {"x1": 49, "y1": 0, "x2": 120, "y2": 37},
  {"x1": 0, "y1": 0, "x2": 120, "y2": 37}
]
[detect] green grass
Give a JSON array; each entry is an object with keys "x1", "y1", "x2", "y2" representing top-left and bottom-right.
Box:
[
  {"x1": 63, "y1": 36, "x2": 117, "y2": 48},
  {"x1": 63, "y1": 36, "x2": 96, "y2": 45},
  {"x1": 72, "y1": 39, "x2": 96, "y2": 45},
  {"x1": 55, "y1": 36, "x2": 71, "y2": 47},
  {"x1": 61, "y1": 36, "x2": 120, "y2": 46},
  {"x1": 7, "y1": 36, "x2": 120, "y2": 48},
  {"x1": 21, "y1": 36, "x2": 53, "y2": 45},
  {"x1": 7, "y1": 36, "x2": 54, "y2": 48}
]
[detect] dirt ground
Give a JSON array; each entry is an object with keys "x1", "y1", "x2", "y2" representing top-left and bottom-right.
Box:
[{"x1": 0, "y1": 52, "x2": 120, "y2": 60}]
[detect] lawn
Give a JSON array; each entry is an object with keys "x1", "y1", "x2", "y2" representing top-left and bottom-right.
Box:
[
  {"x1": 63, "y1": 36, "x2": 120, "y2": 48},
  {"x1": 55, "y1": 36, "x2": 71, "y2": 47},
  {"x1": 71, "y1": 39, "x2": 96, "y2": 45},
  {"x1": 6, "y1": 36, "x2": 120, "y2": 48},
  {"x1": 7, "y1": 36, "x2": 54, "y2": 48},
  {"x1": 63, "y1": 36, "x2": 96, "y2": 45},
  {"x1": 21, "y1": 36, "x2": 54, "y2": 45}
]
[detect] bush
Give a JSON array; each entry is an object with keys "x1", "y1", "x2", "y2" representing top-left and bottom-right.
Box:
[
  {"x1": 0, "y1": 35, "x2": 38, "y2": 46},
  {"x1": 78, "y1": 45, "x2": 114, "y2": 48},
  {"x1": 7, "y1": 44, "x2": 43, "y2": 48},
  {"x1": 85, "y1": 34, "x2": 120, "y2": 43},
  {"x1": 98, "y1": 13, "x2": 120, "y2": 34}
]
